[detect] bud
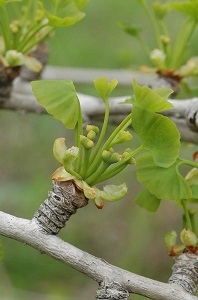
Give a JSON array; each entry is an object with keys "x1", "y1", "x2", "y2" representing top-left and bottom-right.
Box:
[
  {"x1": 5, "y1": 50, "x2": 23, "y2": 67},
  {"x1": 150, "y1": 48, "x2": 166, "y2": 68},
  {"x1": 80, "y1": 135, "x2": 94, "y2": 149},
  {"x1": 168, "y1": 244, "x2": 185, "y2": 257},
  {"x1": 153, "y1": 2, "x2": 170, "y2": 19},
  {"x1": 180, "y1": 229, "x2": 198, "y2": 247},
  {"x1": 86, "y1": 125, "x2": 99, "y2": 134},
  {"x1": 10, "y1": 23, "x2": 18, "y2": 33},
  {"x1": 53, "y1": 138, "x2": 67, "y2": 164},
  {"x1": 193, "y1": 151, "x2": 198, "y2": 162},
  {"x1": 87, "y1": 130, "x2": 96, "y2": 141},
  {"x1": 161, "y1": 35, "x2": 170, "y2": 45},
  {"x1": 179, "y1": 57, "x2": 198, "y2": 77},
  {"x1": 111, "y1": 130, "x2": 133, "y2": 146},
  {"x1": 102, "y1": 150, "x2": 120, "y2": 164}
]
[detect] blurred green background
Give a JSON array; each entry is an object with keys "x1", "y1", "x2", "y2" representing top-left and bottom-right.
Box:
[{"x1": 0, "y1": 0, "x2": 198, "y2": 299}]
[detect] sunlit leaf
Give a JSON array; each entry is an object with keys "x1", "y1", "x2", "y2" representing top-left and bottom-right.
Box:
[
  {"x1": 39, "y1": 1, "x2": 85, "y2": 27},
  {"x1": 94, "y1": 77, "x2": 118, "y2": 103},
  {"x1": 171, "y1": 1, "x2": 198, "y2": 21},
  {"x1": 132, "y1": 106, "x2": 180, "y2": 167},
  {"x1": 100, "y1": 183, "x2": 128, "y2": 202},
  {"x1": 135, "y1": 188, "x2": 161, "y2": 212},
  {"x1": 136, "y1": 152, "x2": 192, "y2": 200},
  {"x1": 31, "y1": 80, "x2": 80, "y2": 129},
  {"x1": 132, "y1": 80, "x2": 173, "y2": 112}
]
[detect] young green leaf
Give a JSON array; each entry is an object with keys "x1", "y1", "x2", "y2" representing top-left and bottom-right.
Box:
[
  {"x1": 164, "y1": 231, "x2": 177, "y2": 249},
  {"x1": 136, "y1": 152, "x2": 192, "y2": 200},
  {"x1": 31, "y1": 80, "x2": 80, "y2": 129},
  {"x1": 132, "y1": 80, "x2": 173, "y2": 112},
  {"x1": 94, "y1": 77, "x2": 118, "y2": 103},
  {"x1": 132, "y1": 106, "x2": 180, "y2": 167},
  {"x1": 39, "y1": 1, "x2": 85, "y2": 27},
  {"x1": 171, "y1": 1, "x2": 198, "y2": 21},
  {"x1": 100, "y1": 183, "x2": 128, "y2": 202},
  {"x1": 135, "y1": 188, "x2": 161, "y2": 212}
]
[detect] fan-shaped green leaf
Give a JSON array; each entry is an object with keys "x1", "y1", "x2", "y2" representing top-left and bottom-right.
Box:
[
  {"x1": 171, "y1": 1, "x2": 198, "y2": 21},
  {"x1": 31, "y1": 80, "x2": 80, "y2": 129},
  {"x1": 94, "y1": 77, "x2": 118, "y2": 103},
  {"x1": 136, "y1": 152, "x2": 192, "y2": 200},
  {"x1": 132, "y1": 80, "x2": 173, "y2": 112},
  {"x1": 135, "y1": 188, "x2": 161, "y2": 212},
  {"x1": 132, "y1": 106, "x2": 180, "y2": 167},
  {"x1": 39, "y1": 1, "x2": 85, "y2": 27}
]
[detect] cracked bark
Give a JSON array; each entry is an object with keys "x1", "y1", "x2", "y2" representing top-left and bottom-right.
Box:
[
  {"x1": 33, "y1": 180, "x2": 88, "y2": 234},
  {"x1": 169, "y1": 252, "x2": 198, "y2": 295},
  {"x1": 96, "y1": 282, "x2": 130, "y2": 300}
]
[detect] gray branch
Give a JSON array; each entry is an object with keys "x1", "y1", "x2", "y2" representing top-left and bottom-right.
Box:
[
  {"x1": 0, "y1": 71, "x2": 197, "y2": 144},
  {"x1": 0, "y1": 210, "x2": 197, "y2": 300}
]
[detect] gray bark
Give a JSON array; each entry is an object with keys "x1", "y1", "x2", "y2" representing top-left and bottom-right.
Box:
[
  {"x1": 169, "y1": 252, "x2": 198, "y2": 295},
  {"x1": 33, "y1": 180, "x2": 88, "y2": 234},
  {"x1": 0, "y1": 210, "x2": 198, "y2": 300}
]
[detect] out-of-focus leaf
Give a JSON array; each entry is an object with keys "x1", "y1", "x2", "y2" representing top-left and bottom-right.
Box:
[
  {"x1": 132, "y1": 80, "x2": 173, "y2": 112},
  {"x1": 23, "y1": 56, "x2": 43, "y2": 72},
  {"x1": 118, "y1": 22, "x2": 142, "y2": 37},
  {"x1": 171, "y1": 1, "x2": 198, "y2": 21},
  {"x1": 0, "y1": 0, "x2": 21, "y2": 5},
  {"x1": 100, "y1": 183, "x2": 128, "y2": 202},
  {"x1": 39, "y1": 1, "x2": 85, "y2": 27},
  {"x1": 132, "y1": 106, "x2": 180, "y2": 167},
  {"x1": 31, "y1": 80, "x2": 80, "y2": 129},
  {"x1": 136, "y1": 152, "x2": 192, "y2": 200},
  {"x1": 135, "y1": 188, "x2": 161, "y2": 212},
  {"x1": 164, "y1": 231, "x2": 177, "y2": 248}
]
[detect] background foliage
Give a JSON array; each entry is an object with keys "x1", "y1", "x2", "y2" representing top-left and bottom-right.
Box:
[{"x1": 0, "y1": 0, "x2": 197, "y2": 299}]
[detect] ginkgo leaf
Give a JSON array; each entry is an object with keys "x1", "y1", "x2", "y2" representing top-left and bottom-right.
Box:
[
  {"x1": 136, "y1": 152, "x2": 192, "y2": 200},
  {"x1": 132, "y1": 80, "x2": 173, "y2": 112},
  {"x1": 100, "y1": 183, "x2": 128, "y2": 202},
  {"x1": 39, "y1": 1, "x2": 85, "y2": 27},
  {"x1": 135, "y1": 188, "x2": 161, "y2": 212},
  {"x1": 94, "y1": 77, "x2": 118, "y2": 103},
  {"x1": 171, "y1": 1, "x2": 198, "y2": 21},
  {"x1": 31, "y1": 80, "x2": 80, "y2": 129},
  {"x1": 132, "y1": 106, "x2": 180, "y2": 167}
]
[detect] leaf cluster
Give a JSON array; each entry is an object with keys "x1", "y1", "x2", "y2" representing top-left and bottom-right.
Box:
[
  {"x1": 0, "y1": 0, "x2": 88, "y2": 69},
  {"x1": 119, "y1": 0, "x2": 198, "y2": 88},
  {"x1": 31, "y1": 78, "x2": 198, "y2": 216}
]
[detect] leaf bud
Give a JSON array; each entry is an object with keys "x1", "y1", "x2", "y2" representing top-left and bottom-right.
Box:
[
  {"x1": 150, "y1": 48, "x2": 166, "y2": 69},
  {"x1": 86, "y1": 125, "x2": 99, "y2": 134},
  {"x1": 53, "y1": 138, "x2": 67, "y2": 164},
  {"x1": 63, "y1": 146, "x2": 79, "y2": 163},
  {"x1": 5, "y1": 50, "x2": 23, "y2": 67},
  {"x1": 180, "y1": 229, "x2": 198, "y2": 247},
  {"x1": 80, "y1": 135, "x2": 94, "y2": 149}
]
